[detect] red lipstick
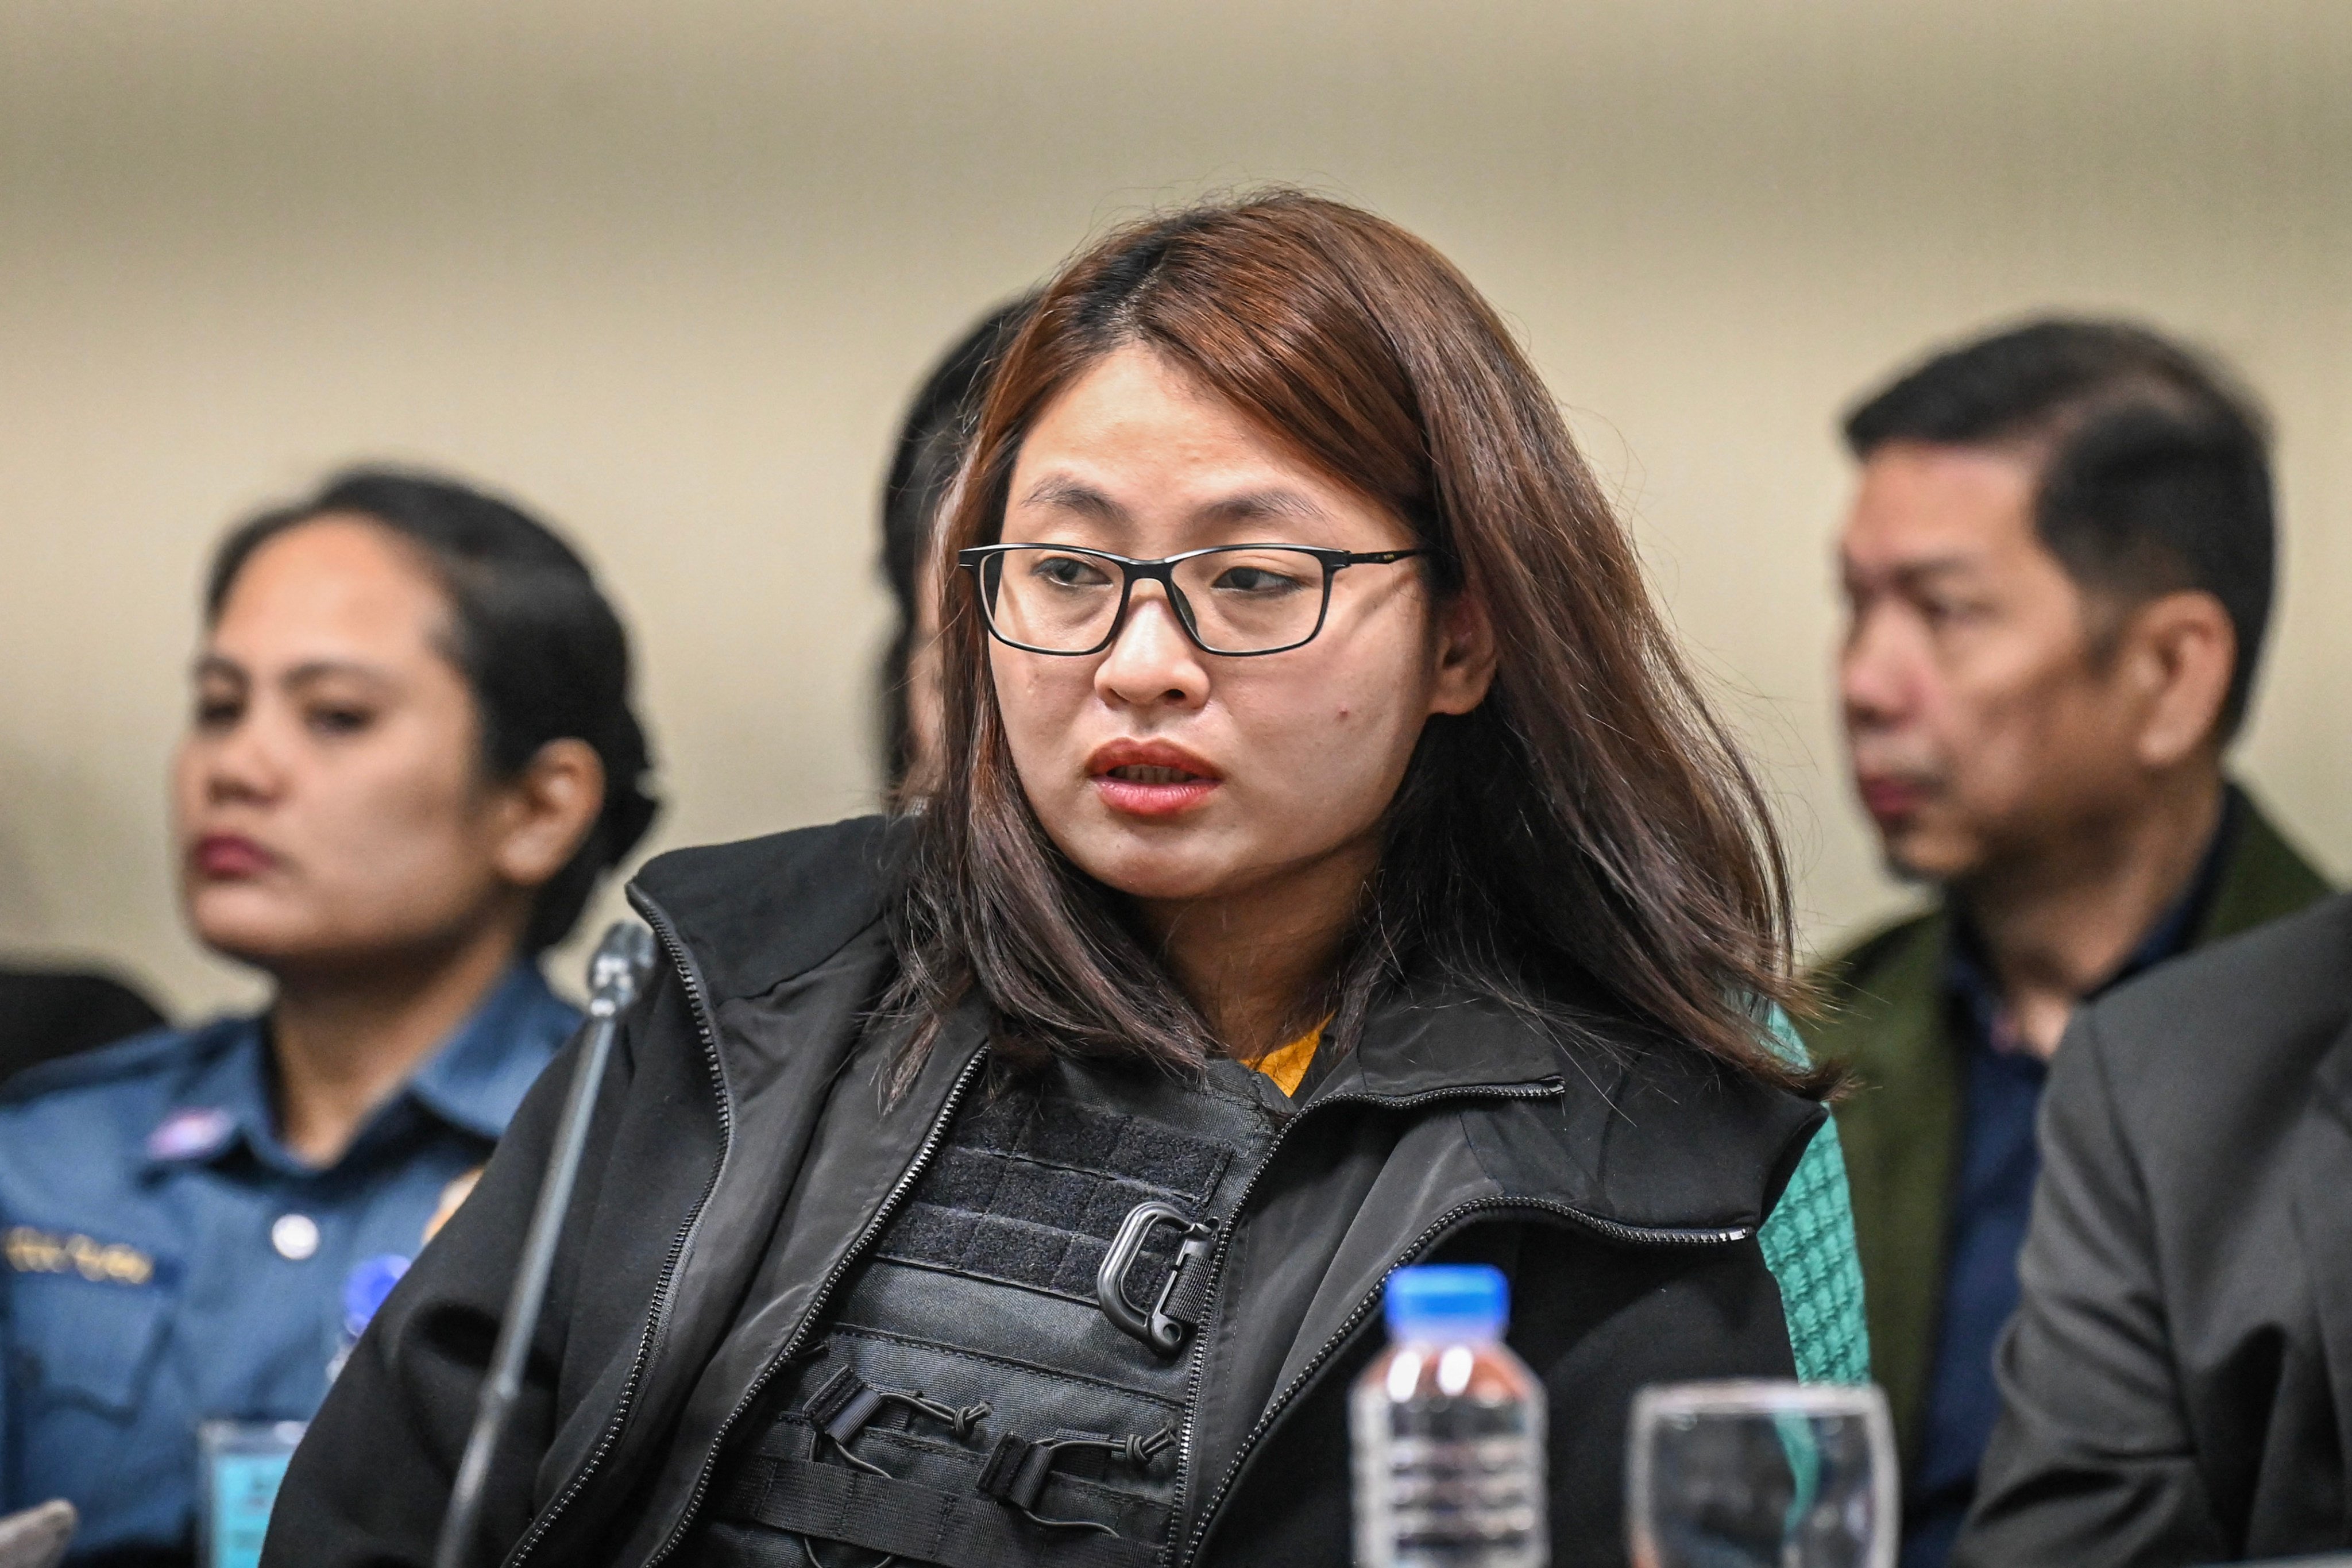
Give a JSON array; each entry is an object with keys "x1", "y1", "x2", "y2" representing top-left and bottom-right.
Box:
[
  {"x1": 1086, "y1": 739, "x2": 1223, "y2": 819},
  {"x1": 192, "y1": 833, "x2": 277, "y2": 879}
]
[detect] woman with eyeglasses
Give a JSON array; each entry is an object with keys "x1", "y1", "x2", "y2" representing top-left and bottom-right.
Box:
[{"x1": 269, "y1": 195, "x2": 1858, "y2": 1568}]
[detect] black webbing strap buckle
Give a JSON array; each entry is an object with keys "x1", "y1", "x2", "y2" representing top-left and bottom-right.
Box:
[
  {"x1": 976, "y1": 1430, "x2": 1082, "y2": 1513},
  {"x1": 1095, "y1": 1199, "x2": 1213, "y2": 1355},
  {"x1": 803, "y1": 1364, "x2": 992, "y2": 1454},
  {"x1": 976, "y1": 1427, "x2": 1174, "y2": 1513},
  {"x1": 804, "y1": 1365, "x2": 889, "y2": 1449}
]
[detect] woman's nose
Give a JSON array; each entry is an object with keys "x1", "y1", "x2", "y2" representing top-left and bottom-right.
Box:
[
  {"x1": 200, "y1": 711, "x2": 288, "y2": 804},
  {"x1": 1096, "y1": 584, "x2": 1210, "y2": 710}
]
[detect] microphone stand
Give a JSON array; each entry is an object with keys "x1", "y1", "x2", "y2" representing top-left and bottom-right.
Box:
[{"x1": 432, "y1": 922, "x2": 656, "y2": 1568}]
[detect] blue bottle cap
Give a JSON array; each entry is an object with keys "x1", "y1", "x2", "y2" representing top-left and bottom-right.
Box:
[
  {"x1": 342, "y1": 1253, "x2": 411, "y2": 1340},
  {"x1": 1385, "y1": 1263, "x2": 1508, "y2": 1341}
]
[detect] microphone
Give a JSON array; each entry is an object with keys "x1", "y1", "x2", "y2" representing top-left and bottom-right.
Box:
[{"x1": 433, "y1": 922, "x2": 657, "y2": 1568}]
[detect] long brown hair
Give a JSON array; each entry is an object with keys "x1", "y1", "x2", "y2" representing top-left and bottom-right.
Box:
[{"x1": 886, "y1": 192, "x2": 1825, "y2": 1097}]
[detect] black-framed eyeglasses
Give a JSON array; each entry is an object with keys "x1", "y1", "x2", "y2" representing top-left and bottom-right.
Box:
[{"x1": 957, "y1": 543, "x2": 1429, "y2": 657}]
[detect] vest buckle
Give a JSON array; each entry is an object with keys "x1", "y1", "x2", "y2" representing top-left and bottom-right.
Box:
[{"x1": 1096, "y1": 1199, "x2": 1214, "y2": 1355}]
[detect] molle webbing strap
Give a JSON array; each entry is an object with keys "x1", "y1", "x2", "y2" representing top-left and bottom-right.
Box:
[{"x1": 719, "y1": 1454, "x2": 1160, "y2": 1568}]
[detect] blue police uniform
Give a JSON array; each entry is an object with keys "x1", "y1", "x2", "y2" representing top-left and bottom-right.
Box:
[{"x1": 0, "y1": 964, "x2": 577, "y2": 1561}]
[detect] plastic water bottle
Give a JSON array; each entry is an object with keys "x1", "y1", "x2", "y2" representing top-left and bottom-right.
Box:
[{"x1": 1351, "y1": 1264, "x2": 1547, "y2": 1567}]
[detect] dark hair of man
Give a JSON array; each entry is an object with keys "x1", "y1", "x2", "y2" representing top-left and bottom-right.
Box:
[
  {"x1": 204, "y1": 468, "x2": 660, "y2": 952},
  {"x1": 885, "y1": 191, "x2": 1829, "y2": 1098},
  {"x1": 878, "y1": 298, "x2": 1038, "y2": 793},
  {"x1": 1845, "y1": 318, "x2": 2275, "y2": 736}
]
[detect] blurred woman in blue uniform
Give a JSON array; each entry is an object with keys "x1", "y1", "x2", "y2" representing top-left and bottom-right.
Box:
[{"x1": 0, "y1": 469, "x2": 657, "y2": 1564}]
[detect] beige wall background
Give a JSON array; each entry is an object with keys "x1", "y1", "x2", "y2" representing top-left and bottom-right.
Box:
[{"x1": 2, "y1": 0, "x2": 2346, "y2": 1017}]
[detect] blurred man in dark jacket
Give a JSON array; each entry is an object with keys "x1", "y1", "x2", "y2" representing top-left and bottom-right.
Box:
[
  {"x1": 1798, "y1": 319, "x2": 2330, "y2": 1568},
  {"x1": 1956, "y1": 891, "x2": 2352, "y2": 1566}
]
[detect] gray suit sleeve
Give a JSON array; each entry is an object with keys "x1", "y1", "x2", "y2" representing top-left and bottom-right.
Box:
[{"x1": 1952, "y1": 1005, "x2": 2228, "y2": 1568}]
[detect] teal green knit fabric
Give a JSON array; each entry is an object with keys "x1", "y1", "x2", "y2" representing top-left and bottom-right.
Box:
[{"x1": 1757, "y1": 1007, "x2": 1871, "y2": 1384}]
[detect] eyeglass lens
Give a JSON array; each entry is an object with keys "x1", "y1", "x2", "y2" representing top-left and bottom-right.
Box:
[{"x1": 980, "y1": 547, "x2": 1330, "y2": 654}]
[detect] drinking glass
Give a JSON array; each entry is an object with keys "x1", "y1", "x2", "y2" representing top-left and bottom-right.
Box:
[{"x1": 1627, "y1": 1381, "x2": 1896, "y2": 1568}]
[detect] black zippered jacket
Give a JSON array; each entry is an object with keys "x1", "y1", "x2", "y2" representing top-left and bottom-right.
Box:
[
  {"x1": 261, "y1": 817, "x2": 1824, "y2": 1568},
  {"x1": 1955, "y1": 893, "x2": 2352, "y2": 1565}
]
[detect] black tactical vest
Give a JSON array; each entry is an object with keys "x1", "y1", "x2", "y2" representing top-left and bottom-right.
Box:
[{"x1": 683, "y1": 1052, "x2": 1286, "y2": 1568}]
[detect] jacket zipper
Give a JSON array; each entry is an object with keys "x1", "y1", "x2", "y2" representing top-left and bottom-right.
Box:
[
  {"x1": 1172, "y1": 1080, "x2": 1752, "y2": 1568},
  {"x1": 639, "y1": 1040, "x2": 992, "y2": 1565},
  {"x1": 1164, "y1": 1079, "x2": 1549, "y2": 1563},
  {"x1": 503, "y1": 894, "x2": 729, "y2": 1568}
]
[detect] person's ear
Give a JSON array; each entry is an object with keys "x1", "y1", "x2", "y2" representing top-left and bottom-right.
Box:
[
  {"x1": 491, "y1": 739, "x2": 607, "y2": 890},
  {"x1": 2122, "y1": 590, "x2": 2235, "y2": 770},
  {"x1": 1428, "y1": 590, "x2": 1499, "y2": 716}
]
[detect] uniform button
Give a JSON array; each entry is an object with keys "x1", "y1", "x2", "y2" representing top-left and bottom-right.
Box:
[{"x1": 272, "y1": 1213, "x2": 320, "y2": 1261}]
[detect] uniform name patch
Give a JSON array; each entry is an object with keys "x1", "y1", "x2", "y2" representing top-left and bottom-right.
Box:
[{"x1": 3, "y1": 1225, "x2": 156, "y2": 1286}]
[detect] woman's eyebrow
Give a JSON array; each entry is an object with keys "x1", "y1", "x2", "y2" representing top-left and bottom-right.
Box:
[
  {"x1": 1196, "y1": 489, "x2": 1324, "y2": 527},
  {"x1": 1018, "y1": 475, "x2": 1127, "y2": 522},
  {"x1": 279, "y1": 659, "x2": 398, "y2": 693},
  {"x1": 1015, "y1": 477, "x2": 1325, "y2": 530},
  {"x1": 192, "y1": 654, "x2": 395, "y2": 690}
]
